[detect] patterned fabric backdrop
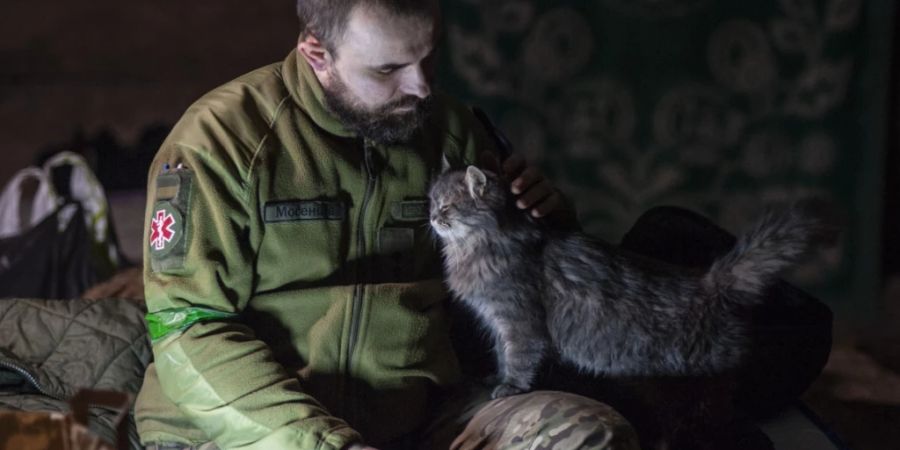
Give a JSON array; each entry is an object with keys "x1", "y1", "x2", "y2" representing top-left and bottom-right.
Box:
[{"x1": 438, "y1": 0, "x2": 894, "y2": 312}]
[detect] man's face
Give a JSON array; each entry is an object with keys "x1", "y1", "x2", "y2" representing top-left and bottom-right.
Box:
[{"x1": 321, "y1": 5, "x2": 438, "y2": 145}]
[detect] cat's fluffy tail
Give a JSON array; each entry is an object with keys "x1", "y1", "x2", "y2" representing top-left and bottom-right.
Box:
[{"x1": 703, "y1": 199, "x2": 839, "y2": 298}]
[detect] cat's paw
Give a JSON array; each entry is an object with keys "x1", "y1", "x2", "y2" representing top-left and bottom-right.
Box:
[{"x1": 491, "y1": 383, "x2": 527, "y2": 399}]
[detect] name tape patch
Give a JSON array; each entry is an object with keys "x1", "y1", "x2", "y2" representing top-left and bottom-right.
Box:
[
  {"x1": 390, "y1": 200, "x2": 429, "y2": 222},
  {"x1": 264, "y1": 200, "x2": 346, "y2": 223}
]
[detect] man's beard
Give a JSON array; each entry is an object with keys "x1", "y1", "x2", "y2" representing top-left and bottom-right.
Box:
[{"x1": 322, "y1": 74, "x2": 432, "y2": 145}]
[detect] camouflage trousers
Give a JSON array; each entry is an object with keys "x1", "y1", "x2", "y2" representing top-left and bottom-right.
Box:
[
  {"x1": 145, "y1": 442, "x2": 218, "y2": 450},
  {"x1": 145, "y1": 389, "x2": 639, "y2": 450},
  {"x1": 432, "y1": 389, "x2": 640, "y2": 450}
]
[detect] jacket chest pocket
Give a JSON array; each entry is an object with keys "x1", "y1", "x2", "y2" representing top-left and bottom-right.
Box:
[
  {"x1": 372, "y1": 200, "x2": 443, "y2": 283},
  {"x1": 257, "y1": 200, "x2": 351, "y2": 289}
]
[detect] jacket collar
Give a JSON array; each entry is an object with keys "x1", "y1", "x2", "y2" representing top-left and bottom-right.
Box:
[{"x1": 283, "y1": 49, "x2": 357, "y2": 139}]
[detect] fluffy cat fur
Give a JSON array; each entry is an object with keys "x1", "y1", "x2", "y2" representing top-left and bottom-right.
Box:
[{"x1": 429, "y1": 166, "x2": 833, "y2": 401}]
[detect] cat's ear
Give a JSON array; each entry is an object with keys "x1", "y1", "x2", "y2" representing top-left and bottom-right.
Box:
[
  {"x1": 441, "y1": 152, "x2": 452, "y2": 174},
  {"x1": 465, "y1": 166, "x2": 487, "y2": 199}
]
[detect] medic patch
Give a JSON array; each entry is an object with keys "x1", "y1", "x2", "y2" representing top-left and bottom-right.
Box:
[
  {"x1": 149, "y1": 168, "x2": 193, "y2": 273},
  {"x1": 149, "y1": 203, "x2": 182, "y2": 255}
]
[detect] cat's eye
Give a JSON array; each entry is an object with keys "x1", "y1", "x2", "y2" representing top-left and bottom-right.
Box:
[{"x1": 440, "y1": 205, "x2": 450, "y2": 213}]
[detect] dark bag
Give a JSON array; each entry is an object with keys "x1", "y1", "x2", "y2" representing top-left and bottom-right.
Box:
[
  {"x1": 619, "y1": 205, "x2": 833, "y2": 417},
  {"x1": 0, "y1": 203, "x2": 100, "y2": 299},
  {"x1": 0, "y1": 152, "x2": 126, "y2": 299}
]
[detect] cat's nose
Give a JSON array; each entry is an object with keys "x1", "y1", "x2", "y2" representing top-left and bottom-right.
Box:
[{"x1": 429, "y1": 214, "x2": 447, "y2": 230}]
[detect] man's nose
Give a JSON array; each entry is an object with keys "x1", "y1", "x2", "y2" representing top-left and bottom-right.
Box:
[{"x1": 402, "y1": 65, "x2": 431, "y2": 99}]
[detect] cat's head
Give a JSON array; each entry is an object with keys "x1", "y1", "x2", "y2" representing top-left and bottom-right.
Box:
[{"x1": 428, "y1": 166, "x2": 510, "y2": 241}]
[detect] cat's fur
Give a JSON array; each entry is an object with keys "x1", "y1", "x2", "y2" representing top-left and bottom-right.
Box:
[{"x1": 429, "y1": 166, "x2": 833, "y2": 400}]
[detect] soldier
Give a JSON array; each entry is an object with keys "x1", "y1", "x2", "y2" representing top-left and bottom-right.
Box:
[{"x1": 134, "y1": 0, "x2": 640, "y2": 449}]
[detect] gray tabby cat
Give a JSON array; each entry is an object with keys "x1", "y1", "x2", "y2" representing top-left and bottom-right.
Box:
[{"x1": 429, "y1": 166, "x2": 832, "y2": 399}]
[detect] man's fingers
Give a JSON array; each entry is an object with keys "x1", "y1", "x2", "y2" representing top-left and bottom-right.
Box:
[
  {"x1": 502, "y1": 154, "x2": 526, "y2": 178},
  {"x1": 530, "y1": 192, "x2": 561, "y2": 218},
  {"x1": 515, "y1": 179, "x2": 554, "y2": 210},
  {"x1": 511, "y1": 166, "x2": 542, "y2": 195},
  {"x1": 500, "y1": 156, "x2": 565, "y2": 219},
  {"x1": 516, "y1": 190, "x2": 562, "y2": 218}
]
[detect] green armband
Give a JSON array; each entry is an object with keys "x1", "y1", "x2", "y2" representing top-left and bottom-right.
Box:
[{"x1": 146, "y1": 307, "x2": 238, "y2": 341}]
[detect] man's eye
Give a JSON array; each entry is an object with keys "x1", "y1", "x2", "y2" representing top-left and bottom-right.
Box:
[{"x1": 376, "y1": 68, "x2": 396, "y2": 75}]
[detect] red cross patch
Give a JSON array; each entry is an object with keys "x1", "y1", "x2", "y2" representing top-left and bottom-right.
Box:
[{"x1": 150, "y1": 209, "x2": 177, "y2": 251}]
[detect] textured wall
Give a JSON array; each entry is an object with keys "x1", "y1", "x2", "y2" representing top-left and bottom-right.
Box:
[{"x1": 438, "y1": 0, "x2": 895, "y2": 312}]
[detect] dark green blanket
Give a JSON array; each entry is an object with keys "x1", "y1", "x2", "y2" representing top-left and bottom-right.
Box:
[{"x1": 0, "y1": 297, "x2": 151, "y2": 449}]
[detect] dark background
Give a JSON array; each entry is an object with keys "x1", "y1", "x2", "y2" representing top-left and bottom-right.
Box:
[
  {"x1": 0, "y1": 1, "x2": 897, "y2": 314},
  {"x1": 0, "y1": 1, "x2": 298, "y2": 186},
  {"x1": 2, "y1": 1, "x2": 900, "y2": 447}
]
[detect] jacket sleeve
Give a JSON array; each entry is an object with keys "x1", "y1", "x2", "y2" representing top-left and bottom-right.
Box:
[{"x1": 143, "y1": 118, "x2": 362, "y2": 449}]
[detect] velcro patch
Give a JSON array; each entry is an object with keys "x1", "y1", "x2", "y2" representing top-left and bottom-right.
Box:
[
  {"x1": 155, "y1": 173, "x2": 181, "y2": 200},
  {"x1": 263, "y1": 200, "x2": 346, "y2": 223},
  {"x1": 149, "y1": 169, "x2": 193, "y2": 273},
  {"x1": 390, "y1": 200, "x2": 429, "y2": 222}
]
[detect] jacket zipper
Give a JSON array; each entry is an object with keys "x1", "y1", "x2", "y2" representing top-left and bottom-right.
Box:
[
  {"x1": 345, "y1": 141, "x2": 376, "y2": 418},
  {"x1": 349, "y1": 143, "x2": 376, "y2": 359},
  {"x1": 0, "y1": 358, "x2": 63, "y2": 400}
]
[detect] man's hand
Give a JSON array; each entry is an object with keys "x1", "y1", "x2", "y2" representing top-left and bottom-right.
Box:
[{"x1": 502, "y1": 154, "x2": 562, "y2": 218}]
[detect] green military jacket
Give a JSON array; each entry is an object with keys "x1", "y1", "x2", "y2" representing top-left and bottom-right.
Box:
[{"x1": 135, "y1": 50, "x2": 493, "y2": 449}]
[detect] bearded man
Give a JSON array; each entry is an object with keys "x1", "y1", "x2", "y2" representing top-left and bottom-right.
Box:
[{"x1": 134, "y1": 0, "x2": 638, "y2": 449}]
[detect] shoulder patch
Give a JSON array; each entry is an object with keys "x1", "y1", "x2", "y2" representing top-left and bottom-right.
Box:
[
  {"x1": 149, "y1": 202, "x2": 183, "y2": 254},
  {"x1": 149, "y1": 169, "x2": 193, "y2": 273}
]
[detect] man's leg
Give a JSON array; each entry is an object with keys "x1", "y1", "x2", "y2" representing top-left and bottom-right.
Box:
[
  {"x1": 619, "y1": 205, "x2": 833, "y2": 416},
  {"x1": 418, "y1": 385, "x2": 639, "y2": 450}
]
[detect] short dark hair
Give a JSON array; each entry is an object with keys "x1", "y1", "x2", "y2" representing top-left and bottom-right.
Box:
[{"x1": 296, "y1": 0, "x2": 436, "y2": 53}]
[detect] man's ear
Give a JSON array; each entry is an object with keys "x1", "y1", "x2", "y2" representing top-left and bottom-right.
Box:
[
  {"x1": 465, "y1": 166, "x2": 487, "y2": 199},
  {"x1": 297, "y1": 34, "x2": 331, "y2": 72}
]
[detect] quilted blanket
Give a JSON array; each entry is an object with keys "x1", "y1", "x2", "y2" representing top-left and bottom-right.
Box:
[{"x1": 0, "y1": 297, "x2": 151, "y2": 448}]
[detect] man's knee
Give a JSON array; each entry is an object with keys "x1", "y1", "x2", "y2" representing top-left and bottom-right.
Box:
[{"x1": 452, "y1": 390, "x2": 640, "y2": 450}]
